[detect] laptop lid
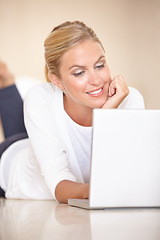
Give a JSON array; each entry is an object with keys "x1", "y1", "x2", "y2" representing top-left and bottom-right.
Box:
[{"x1": 89, "y1": 109, "x2": 160, "y2": 208}]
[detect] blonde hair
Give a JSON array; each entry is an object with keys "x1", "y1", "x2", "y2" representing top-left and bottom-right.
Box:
[{"x1": 44, "y1": 21, "x2": 104, "y2": 81}]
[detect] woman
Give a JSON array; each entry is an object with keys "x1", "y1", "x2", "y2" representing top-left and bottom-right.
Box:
[{"x1": 0, "y1": 21, "x2": 145, "y2": 203}]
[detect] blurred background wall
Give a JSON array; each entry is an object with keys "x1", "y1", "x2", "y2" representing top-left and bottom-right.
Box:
[{"x1": 0, "y1": 0, "x2": 160, "y2": 109}]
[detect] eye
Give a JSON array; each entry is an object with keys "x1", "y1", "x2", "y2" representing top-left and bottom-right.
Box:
[
  {"x1": 73, "y1": 70, "x2": 85, "y2": 77},
  {"x1": 95, "y1": 63, "x2": 105, "y2": 69}
]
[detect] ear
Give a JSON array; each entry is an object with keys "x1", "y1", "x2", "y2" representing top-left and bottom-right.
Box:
[{"x1": 48, "y1": 72, "x2": 64, "y2": 90}]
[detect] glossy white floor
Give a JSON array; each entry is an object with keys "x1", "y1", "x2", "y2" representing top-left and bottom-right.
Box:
[{"x1": 0, "y1": 198, "x2": 160, "y2": 240}]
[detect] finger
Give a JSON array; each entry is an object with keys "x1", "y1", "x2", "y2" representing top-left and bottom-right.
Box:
[
  {"x1": 111, "y1": 76, "x2": 128, "y2": 93},
  {"x1": 109, "y1": 78, "x2": 128, "y2": 98},
  {"x1": 117, "y1": 75, "x2": 129, "y2": 92},
  {"x1": 108, "y1": 78, "x2": 116, "y2": 96},
  {"x1": 108, "y1": 77, "x2": 117, "y2": 97},
  {"x1": 109, "y1": 76, "x2": 122, "y2": 91},
  {"x1": 118, "y1": 75, "x2": 125, "y2": 83},
  {"x1": 111, "y1": 76, "x2": 125, "y2": 86}
]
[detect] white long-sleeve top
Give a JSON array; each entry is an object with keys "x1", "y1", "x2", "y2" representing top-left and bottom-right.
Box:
[{"x1": 0, "y1": 83, "x2": 145, "y2": 200}]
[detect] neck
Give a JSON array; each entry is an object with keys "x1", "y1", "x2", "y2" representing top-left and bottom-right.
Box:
[{"x1": 64, "y1": 95, "x2": 93, "y2": 127}]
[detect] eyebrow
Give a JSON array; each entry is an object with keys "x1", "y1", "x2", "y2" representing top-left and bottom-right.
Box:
[{"x1": 68, "y1": 55, "x2": 105, "y2": 70}]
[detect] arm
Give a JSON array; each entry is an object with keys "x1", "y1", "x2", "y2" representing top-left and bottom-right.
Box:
[
  {"x1": 24, "y1": 84, "x2": 81, "y2": 201},
  {"x1": 55, "y1": 180, "x2": 89, "y2": 203},
  {"x1": 102, "y1": 75, "x2": 129, "y2": 109}
]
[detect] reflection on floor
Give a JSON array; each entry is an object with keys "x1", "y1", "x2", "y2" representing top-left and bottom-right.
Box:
[
  {"x1": 0, "y1": 198, "x2": 90, "y2": 240},
  {"x1": 0, "y1": 198, "x2": 160, "y2": 240}
]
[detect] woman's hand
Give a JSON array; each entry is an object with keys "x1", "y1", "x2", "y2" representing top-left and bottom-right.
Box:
[
  {"x1": 55, "y1": 180, "x2": 89, "y2": 204},
  {"x1": 102, "y1": 75, "x2": 129, "y2": 109}
]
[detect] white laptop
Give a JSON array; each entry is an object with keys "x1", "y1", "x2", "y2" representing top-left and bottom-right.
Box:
[{"x1": 68, "y1": 109, "x2": 160, "y2": 209}]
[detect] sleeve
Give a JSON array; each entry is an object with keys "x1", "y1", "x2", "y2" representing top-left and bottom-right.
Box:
[
  {"x1": 24, "y1": 84, "x2": 76, "y2": 199},
  {"x1": 118, "y1": 87, "x2": 145, "y2": 109},
  {"x1": 15, "y1": 76, "x2": 42, "y2": 100}
]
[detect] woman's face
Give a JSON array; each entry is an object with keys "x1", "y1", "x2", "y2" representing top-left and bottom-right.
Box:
[{"x1": 57, "y1": 39, "x2": 111, "y2": 112}]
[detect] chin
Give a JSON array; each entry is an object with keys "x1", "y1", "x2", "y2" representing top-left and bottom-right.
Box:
[
  {"x1": 95, "y1": 97, "x2": 108, "y2": 109},
  {"x1": 91, "y1": 101, "x2": 106, "y2": 109}
]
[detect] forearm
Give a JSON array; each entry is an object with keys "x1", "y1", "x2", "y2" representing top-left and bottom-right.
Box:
[{"x1": 55, "y1": 180, "x2": 89, "y2": 204}]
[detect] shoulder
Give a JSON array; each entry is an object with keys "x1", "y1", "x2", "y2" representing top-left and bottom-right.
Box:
[
  {"x1": 24, "y1": 82, "x2": 62, "y2": 109},
  {"x1": 24, "y1": 82, "x2": 64, "y2": 127},
  {"x1": 128, "y1": 87, "x2": 144, "y2": 103},
  {"x1": 15, "y1": 76, "x2": 42, "y2": 99},
  {"x1": 25, "y1": 82, "x2": 55, "y2": 98},
  {"x1": 118, "y1": 87, "x2": 145, "y2": 109},
  {"x1": 128, "y1": 87, "x2": 143, "y2": 97}
]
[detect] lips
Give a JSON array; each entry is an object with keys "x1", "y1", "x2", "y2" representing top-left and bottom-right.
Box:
[{"x1": 86, "y1": 87, "x2": 103, "y2": 96}]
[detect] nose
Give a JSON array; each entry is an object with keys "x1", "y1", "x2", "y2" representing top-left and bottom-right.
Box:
[{"x1": 88, "y1": 70, "x2": 100, "y2": 85}]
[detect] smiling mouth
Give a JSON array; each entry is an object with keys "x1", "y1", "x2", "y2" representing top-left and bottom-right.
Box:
[{"x1": 87, "y1": 87, "x2": 103, "y2": 95}]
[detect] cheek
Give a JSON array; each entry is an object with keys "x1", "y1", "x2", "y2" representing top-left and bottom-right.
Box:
[
  {"x1": 64, "y1": 78, "x2": 86, "y2": 94},
  {"x1": 102, "y1": 70, "x2": 111, "y2": 83}
]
